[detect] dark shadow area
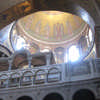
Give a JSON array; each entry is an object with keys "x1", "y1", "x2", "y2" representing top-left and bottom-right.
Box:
[
  {"x1": 17, "y1": 96, "x2": 33, "y2": 100},
  {"x1": 73, "y1": 89, "x2": 95, "y2": 100},
  {"x1": 44, "y1": 93, "x2": 64, "y2": 100}
]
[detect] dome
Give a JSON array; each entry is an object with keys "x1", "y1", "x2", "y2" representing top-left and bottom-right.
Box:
[
  {"x1": 17, "y1": 11, "x2": 86, "y2": 43},
  {"x1": 10, "y1": 11, "x2": 94, "y2": 63}
]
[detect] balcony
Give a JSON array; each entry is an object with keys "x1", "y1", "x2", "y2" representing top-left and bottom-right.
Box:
[{"x1": 0, "y1": 58, "x2": 100, "y2": 89}]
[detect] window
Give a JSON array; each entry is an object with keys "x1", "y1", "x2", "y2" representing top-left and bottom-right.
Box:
[{"x1": 69, "y1": 45, "x2": 80, "y2": 62}]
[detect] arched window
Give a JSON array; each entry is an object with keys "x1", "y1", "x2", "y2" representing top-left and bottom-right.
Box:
[
  {"x1": 43, "y1": 93, "x2": 64, "y2": 100},
  {"x1": 69, "y1": 45, "x2": 80, "y2": 62},
  {"x1": 48, "y1": 68, "x2": 61, "y2": 82},
  {"x1": 73, "y1": 89, "x2": 95, "y2": 100},
  {"x1": 89, "y1": 29, "x2": 93, "y2": 42},
  {"x1": 54, "y1": 47, "x2": 65, "y2": 64}
]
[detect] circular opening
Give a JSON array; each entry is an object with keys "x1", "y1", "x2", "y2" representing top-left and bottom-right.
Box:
[
  {"x1": 10, "y1": 11, "x2": 94, "y2": 63},
  {"x1": 73, "y1": 89, "x2": 95, "y2": 100},
  {"x1": 17, "y1": 96, "x2": 33, "y2": 100},
  {"x1": 44, "y1": 93, "x2": 64, "y2": 100}
]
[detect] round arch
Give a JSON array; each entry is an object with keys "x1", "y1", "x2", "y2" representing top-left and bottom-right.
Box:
[
  {"x1": 43, "y1": 93, "x2": 64, "y2": 100},
  {"x1": 73, "y1": 89, "x2": 95, "y2": 100},
  {"x1": 0, "y1": 0, "x2": 96, "y2": 32},
  {"x1": 17, "y1": 96, "x2": 33, "y2": 100},
  {"x1": 0, "y1": 44, "x2": 12, "y2": 57}
]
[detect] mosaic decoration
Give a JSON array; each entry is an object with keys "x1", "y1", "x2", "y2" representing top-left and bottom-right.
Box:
[
  {"x1": 0, "y1": 0, "x2": 33, "y2": 29},
  {"x1": 10, "y1": 11, "x2": 94, "y2": 63},
  {"x1": 11, "y1": 25, "x2": 40, "y2": 54},
  {"x1": 0, "y1": 0, "x2": 97, "y2": 31},
  {"x1": 96, "y1": 0, "x2": 100, "y2": 9},
  {"x1": 18, "y1": 11, "x2": 86, "y2": 43}
]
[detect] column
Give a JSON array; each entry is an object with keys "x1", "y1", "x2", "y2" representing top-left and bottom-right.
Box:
[
  {"x1": 27, "y1": 55, "x2": 32, "y2": 68},
  {"x1": 46, "y1": 53, "x2": 51, "y2": 66},
  {"x1": 8, "y1": 57, "x2": 12, "y2": 87},
  {"x1": 89, "y1": 59, "x2": 94, "y2": 77},
  {"x1": 67, "y1": 48, "x2": 71, "y2": 81},
  {"x1": 45, "y1": 72, "x2": 48, "y2": 83},
  {"x1": 95, "y1": 26, "x2": 100, "y2": 58},
  {"x1": 8, "y1": 57, "x2": 12, "y2": 71},
  {"x1": 61, "y1": 63, "x2": 66, "y2": 81}
]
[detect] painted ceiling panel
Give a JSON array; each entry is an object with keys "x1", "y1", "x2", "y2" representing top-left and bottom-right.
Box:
[
  {"x1": 96, "y1": 0, "x2": 100, "y2": 9},
  {"x1": 18, "y1": 11, "x2": 86, "y2": 43},
  {"x1": 0, "y1": 0, "x2": 25, "y2": 13}
]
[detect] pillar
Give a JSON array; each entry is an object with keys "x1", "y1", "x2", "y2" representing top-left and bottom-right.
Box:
[
  {"x1": 27, "y1": 55, "x2": 32, "y2": 68},
  {"x1": 95, "y1": 26, "x2": 100, "y2": 58},
  {"x1": 46, "y1": 53, "x2": 51, "y2": 66},
  {"x1": 89, "y1": 59, "x2": 94, "y2": 77},
  {"x1": 8, "y1": 57, "x2": 12, "y2": 71}
]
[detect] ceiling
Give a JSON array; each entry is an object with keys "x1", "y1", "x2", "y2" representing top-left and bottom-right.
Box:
[
  {"x1": 10, "y1": 11, "x2": 93, "y2": 62},
  {"x1": 0, "y1": 0, "x2": 97, "y2": 62},
  {"x1": 96, "y1": 0, "x2": 100, "y2": 9},
  {"x1": 17, "y1": 11, "x2": 86, "y2": 43}
]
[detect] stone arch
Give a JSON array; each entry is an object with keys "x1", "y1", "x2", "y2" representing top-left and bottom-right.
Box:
[
  {"x1": 0, "y1": 0, "x2": 96, "y2": 32},
  {"x1": 34, "y1": 70, "x2": 46, "y2": 84},
  {"x1": 9, "y1": 72, "x2": 20, "y2": 87},
  {"x1": 0, "y1": 44, "x2": 12, "y2": 57},
  {"x1": 17, "y1": 96, "x2": 33, "y2": 100},
  {"x1": 21, "y1": 71, "x2": 33, "y2": 86},
  {"x1": 0, "y1": 0, "x2": 96, "y2": 62},
  {"x1": 0, "y1": 74, "x2": 8, "y2": 88},
  {"x1": 0, "y1": 74, "x2": 8, "y2": 79},
  {"x1": 48, "y1": 68, "x2": 61, "y2": 82},
  {"x1": 73, "y1": 89, "x2": 95, "y2": 100},
  {"x1": 43, "y1": 93, "x2": 64, "y2": 100},
  {"x1": 48, "y1": 67, "x2": 60, "y2": 73}
]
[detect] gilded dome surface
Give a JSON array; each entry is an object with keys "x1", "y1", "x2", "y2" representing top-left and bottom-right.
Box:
[
  {"x1": 17, "y1": 11, "x2": 86, "y2": 43},
  {"x1": 10, "y1": 11, "x2": 94, "y2": 63}
]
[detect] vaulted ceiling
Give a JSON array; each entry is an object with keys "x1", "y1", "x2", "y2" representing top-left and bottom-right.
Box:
[
  {"x1": 0, "y1": 0, "x2": 99, "y2": 30},
  {"x1": 96, "y1": 0, "x2": 100, "y2": 9},
  {"x1": 17, "y1": 11, "x2": 86, "y2": 43}
]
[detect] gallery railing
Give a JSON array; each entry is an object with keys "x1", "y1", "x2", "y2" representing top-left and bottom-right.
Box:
[
  {"x1": 0, "y1": 59, "x2": 100, "y2": 89},
  {"x1": 0, "y1": 64, "x2": 62, "y2": 88}
]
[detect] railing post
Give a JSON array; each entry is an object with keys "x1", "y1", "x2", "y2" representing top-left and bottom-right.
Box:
[
  {"x1": 8, "y1": 57, "x2": 13, "y2": 71},
  {"x1": 61, "y1": 63, "x2": 66, "y2": 81},
  {"x1": 19, "y1": 77, "x2": 22, "y2": 88},
  {"x1": 33, "y1": 75, "x2": 35, "y2": 85},
  {"x1": 45, "y1": 73, "x2": 48, "y2": 83},
  {"x1": 67, "y1": 62, "x2": 71, "y2": 81},
  {"x1": 46, "y1": 53, "x2": 51, "y2": 66},
  {"x1": 95, "y1": 26, "x2": 100, "y2": 58},
  {"x1": 7, "y1": 78, "x2": 9, "y2": 88},
  {"x1": 27, "y1": 55, "x2": 32, "y2": 68},
  {"x1": 32, "y1": 76, "x2": 34, "y2": 86},
  {"x1": 89, "y1": 59, "x2": 94, "y2": 77}
]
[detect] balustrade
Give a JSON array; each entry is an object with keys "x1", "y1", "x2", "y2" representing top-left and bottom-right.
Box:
[
  {"x1": 0, "y1": 59, "x2": 100, "y2": 89},
  {"x1": 0, "y1": 64, "x2": 62, "y2": 89}
]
